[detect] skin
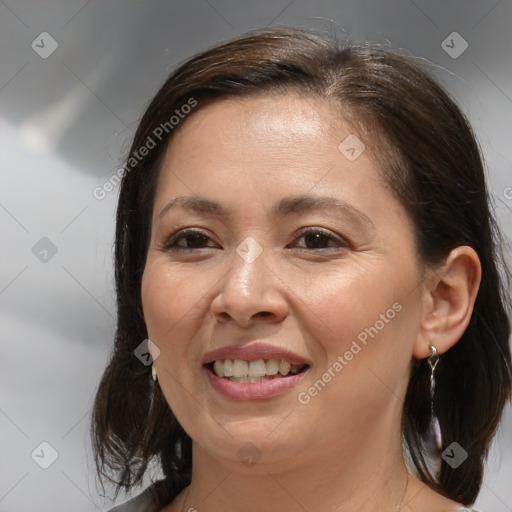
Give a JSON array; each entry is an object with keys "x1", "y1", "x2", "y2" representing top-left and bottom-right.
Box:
[{"x1": 141, "y1": 93, "x2": 482, "y2": 512}]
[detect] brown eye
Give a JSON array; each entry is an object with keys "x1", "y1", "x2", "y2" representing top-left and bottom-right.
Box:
[
  {"x1": 164, "y1": 229, "x2": 214, "y2": 251},
  {"x1": 291, "y1": 228, "x2": 348, "y2": 250}
]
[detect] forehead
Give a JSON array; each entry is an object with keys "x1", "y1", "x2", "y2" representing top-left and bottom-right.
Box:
[
  {"x1": 169, "y1": 93, "x2": 349, "y2": 153},
  {"x1": 150, "y1": 93, "x2": 418, "y2": 263},
  {"x1": 152, "y1": 93, "x2": 402, "y2": 226},
  {"x1": 157, "y1": 93, "x2": 380, "y2": 187}
]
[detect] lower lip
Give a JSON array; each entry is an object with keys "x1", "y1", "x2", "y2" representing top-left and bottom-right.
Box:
[{"x1": 204, "y1": 367, "x2": 310, "y2": 401}]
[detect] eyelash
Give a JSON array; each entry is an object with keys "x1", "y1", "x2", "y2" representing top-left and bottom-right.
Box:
[{"x1": 162, "y1": 227, "x2": 349, "y2": 252}]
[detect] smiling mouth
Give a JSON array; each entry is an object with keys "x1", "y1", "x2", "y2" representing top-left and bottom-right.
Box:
[{"x1": 206, "y1": 359, "x2": 309, "y2": 383}]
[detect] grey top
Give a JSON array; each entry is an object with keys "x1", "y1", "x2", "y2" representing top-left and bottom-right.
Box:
[
  {"x1": 107, "y1": 485, "x2": 159, "y2": 512},
  {"x1": 105, "y1": 485, "x2": 481, "y2": 512}
]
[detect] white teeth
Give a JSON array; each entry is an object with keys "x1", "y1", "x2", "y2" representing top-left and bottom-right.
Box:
[
  {"x1": 223, "y1": 360, "x2": 234, "y2": 377},
  {"x1": 213, "y1": 360, "x2": 225, "y2": 378},
  {"x1": 233, "y1": 359, "x2": 249, "y2": 378},
  {"x1": 211, "y1": 358, "x2": 306, "y2": 379},
  {"x1": 248, "y1": 359, "x2": 266, "y2": 378},
  {"x1": 278, "y1": 361, "x2": 291, "y2": 376},
  {"x1": 230, "y1": 376, "x2": 270, "y2": 383},
  {"x1": 266, "y1": 359, "x2": 279, "y2": 375}
]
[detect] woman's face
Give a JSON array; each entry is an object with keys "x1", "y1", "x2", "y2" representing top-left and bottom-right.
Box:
[{"x1": 141, "y1": 93, "x2": 427, "y2": 471}]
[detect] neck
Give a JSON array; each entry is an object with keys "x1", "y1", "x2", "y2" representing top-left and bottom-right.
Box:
[{"x1": 181, "y1": 422, "x2": 409, "y2": 512}]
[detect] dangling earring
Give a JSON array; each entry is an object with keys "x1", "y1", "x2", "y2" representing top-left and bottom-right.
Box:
[
  {"x1": 428, "y1": 345, "x2": 442, "y2": 450},
  {"x1": 151, "y1": 365, "x2": 158, "y2": 382}
]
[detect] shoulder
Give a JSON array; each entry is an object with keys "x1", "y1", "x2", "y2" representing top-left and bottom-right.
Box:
[{"x1": 105, "y1": 484, "x2": 159, "y2": 512}]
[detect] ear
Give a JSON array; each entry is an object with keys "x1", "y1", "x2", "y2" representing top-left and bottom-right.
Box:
[{"x1": 413, "y1": 246, "x2": 482, "y2": 359}]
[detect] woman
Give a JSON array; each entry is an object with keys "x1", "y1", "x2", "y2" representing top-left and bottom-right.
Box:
[{"x1": 91, "y1": 26, "x2": 512, "y2": 512}]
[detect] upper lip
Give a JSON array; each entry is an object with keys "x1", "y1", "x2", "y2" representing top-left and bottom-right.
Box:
[{"x1": 202, "y1": 342, "x2": 311, "y2": 366}]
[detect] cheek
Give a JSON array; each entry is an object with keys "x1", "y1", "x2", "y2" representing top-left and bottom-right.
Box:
[
  {"x1": 141, "y1": 262, "x2": 198, "y2": 345},
  {"x1": 141, "y1": 265, "x2": 172, "y2": 334},
  {"x1": 301, "y1": 260, "x2": 419, "y2": 375},
  {"x1": 300, "y1": 266, "x2": 397, "y2": 341},
  {"x1": 295, "y1": 269, "x2": 418, "y2": 426}
]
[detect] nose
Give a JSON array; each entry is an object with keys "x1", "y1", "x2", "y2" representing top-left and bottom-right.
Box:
[{"x1": 210, "y1": 238, "x2": 289, "y2": 327}]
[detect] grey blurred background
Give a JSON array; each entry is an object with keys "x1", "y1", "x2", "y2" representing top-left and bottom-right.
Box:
[{"x1": 1, "y1": 1, "x2": 511, "y2": 510}]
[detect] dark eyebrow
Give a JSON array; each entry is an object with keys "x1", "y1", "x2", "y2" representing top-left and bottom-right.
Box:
[
  {"x1": 158, "y1": 196, "x2": 230, "y2": 219},
  {"x1": 157, "y1": 194, "x2": 375, "y2": 230}
]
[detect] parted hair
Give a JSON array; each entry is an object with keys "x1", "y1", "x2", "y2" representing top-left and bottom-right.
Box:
[{"x1": 91, "y1": 26, "x2": 512, "y2": 507}]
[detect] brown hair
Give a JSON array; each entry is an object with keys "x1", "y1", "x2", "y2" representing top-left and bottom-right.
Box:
[{"x1": 91, "y1": 26, "x2": 512, "y2": 507}]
